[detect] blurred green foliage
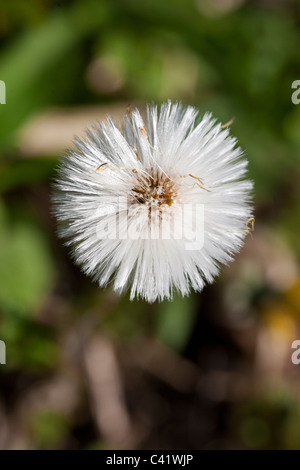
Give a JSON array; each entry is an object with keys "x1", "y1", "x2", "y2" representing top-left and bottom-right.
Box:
[
  {"x1": 234, "y1": 389, "x2": 300, "y2": 450},
  {"x1": 0, "y1": 0, "x2": 300, "y2": 450}
]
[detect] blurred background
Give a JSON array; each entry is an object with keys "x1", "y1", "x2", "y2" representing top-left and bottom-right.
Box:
[{"x1": 0, "y1": 0, "x2": 300, "y2": 450}]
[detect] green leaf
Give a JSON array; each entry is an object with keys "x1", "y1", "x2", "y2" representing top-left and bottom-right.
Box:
[
  {"x1": 0, "y1": 200, "x2": 56, "y2": 315},
  {"x1": 156, "y1": 294, "x2": 196, "y2": 351}
]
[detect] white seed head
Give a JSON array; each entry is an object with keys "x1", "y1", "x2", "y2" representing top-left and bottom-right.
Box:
[{"x1": 53, "y1": 101, "x2": 254, "y2": 303}]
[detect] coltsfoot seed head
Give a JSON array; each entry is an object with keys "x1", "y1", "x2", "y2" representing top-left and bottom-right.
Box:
[{"x1": 53, "y1": 101, "x2": 254, "y2": 302}]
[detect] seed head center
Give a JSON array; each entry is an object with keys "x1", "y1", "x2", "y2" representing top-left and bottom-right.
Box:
[{"x1": 131, "y1": 170, "x2": 176, "y2": 207}]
